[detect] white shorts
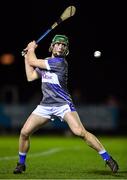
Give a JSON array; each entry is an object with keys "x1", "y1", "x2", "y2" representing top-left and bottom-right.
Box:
[{"x1": 32, "y1": 104, "x2": 75, "y2": 121}]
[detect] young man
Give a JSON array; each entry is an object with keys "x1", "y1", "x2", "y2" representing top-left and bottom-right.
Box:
[{"x1": 13, "y1": 35, "x2": 119, "y2": 174}]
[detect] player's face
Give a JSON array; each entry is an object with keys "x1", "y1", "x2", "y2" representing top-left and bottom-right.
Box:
[{"x1": 52, "y1": 42, "x2": 67, "y2": 57}]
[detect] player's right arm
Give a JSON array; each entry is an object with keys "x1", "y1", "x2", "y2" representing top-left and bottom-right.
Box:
[
  {"x1": 24, "y1": 55, "x2": 40, "y2": 82},
  {"x1": 24, "y1": 41, "x2": 49, "y2": 81}
]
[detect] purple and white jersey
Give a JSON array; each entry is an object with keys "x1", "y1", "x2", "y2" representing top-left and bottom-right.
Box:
[{"x1": 35, "y1": 57, "x2": 75, "y2": 111}]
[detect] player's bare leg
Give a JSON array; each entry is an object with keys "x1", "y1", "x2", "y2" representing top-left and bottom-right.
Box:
[
  {"x1": 64, "y1": 111, "x2": 119, "y2": 173},
  {"x1": 64, "y1": 111, "x2": 104, "y2": 151},
  {"x1": 13, "y1": 114, "x2": 49, "y2": 174},
  {"x1": 19, "y1": 114, "x2": 49, "y2": 153}
]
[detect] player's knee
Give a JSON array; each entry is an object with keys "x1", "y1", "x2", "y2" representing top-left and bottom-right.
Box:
[
  {"x1": 83, "y1": 130, "x2": 91, "y2": 140},
  {"x1": 72, "y1": 126, "x2": 84, "y2": 137},
  {"x1": 20, "y1": 128, "x2": 29, "y2": 139}
]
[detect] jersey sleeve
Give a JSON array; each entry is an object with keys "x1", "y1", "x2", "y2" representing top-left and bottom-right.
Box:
[
  {"x1": 35, "y1": 57, "x2": 64, "y2": 73},
  {"x1": 35, "y1": 58, "x2": 51, "y2": 75},
  {"x1": 47, "y1": 58, "x2": 64, "y2": 72},
  {"x1": 35, "y1": 67, "x2": 41, "y2": 76}
]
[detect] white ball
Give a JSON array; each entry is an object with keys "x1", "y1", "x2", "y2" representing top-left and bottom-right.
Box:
[{"x1": 94, "y1": 51, "x2": 101, "y2": 58}]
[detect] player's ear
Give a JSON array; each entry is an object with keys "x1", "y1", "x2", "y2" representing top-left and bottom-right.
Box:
[
  {"x1": 65, "y1": 47, "x2": 69, "y2": 56},
  {"x1": 65, "y1": 49, "x2": 69, "y2": 56},
  {"x1": 49, "y1": 44, "x2": 54, "y2": 52}
]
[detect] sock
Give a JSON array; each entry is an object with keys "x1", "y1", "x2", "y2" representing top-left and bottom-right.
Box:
[
  {"x1": 99, "y1": 150, "x2": 110, "y2": 161},
  {"x1": 19, "y1": 152, "x2": 27, "y2": 164}
]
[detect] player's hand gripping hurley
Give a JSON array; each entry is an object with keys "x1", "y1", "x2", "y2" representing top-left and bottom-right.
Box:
[{"x1": 21, "y1": 6, "x2": 76, "y2": 56}]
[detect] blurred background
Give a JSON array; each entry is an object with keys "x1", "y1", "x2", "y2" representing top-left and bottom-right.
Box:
[{"x1": 0, "y1": 0, "x2": 127, "y2": 135}]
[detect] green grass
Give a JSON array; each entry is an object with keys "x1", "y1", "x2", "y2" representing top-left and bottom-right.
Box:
[{"x1": 0, "y1": 135, "x2": 127, "y2": 179}]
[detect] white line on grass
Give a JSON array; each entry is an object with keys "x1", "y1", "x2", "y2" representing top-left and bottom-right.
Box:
[
  {"x1": 0, "y1": 148, "x2": 62, "y2": 161},
  {"x1": 0, "y1": 147, "x2": 81, "y2": 161}
]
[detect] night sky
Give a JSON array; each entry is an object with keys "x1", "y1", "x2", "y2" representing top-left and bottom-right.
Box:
[{"x1": 0, "y1": 0, "x2": 127, "y2": 104}]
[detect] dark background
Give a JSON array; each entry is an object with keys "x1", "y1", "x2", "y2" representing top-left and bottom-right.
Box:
[{"x1": 0, "y1": 0, "x2": 127, "y2": 105}]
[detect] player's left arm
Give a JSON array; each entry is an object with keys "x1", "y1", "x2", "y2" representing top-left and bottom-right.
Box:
[{"x1": 25, "y1": 41, "x2": 50, "y2": 70}]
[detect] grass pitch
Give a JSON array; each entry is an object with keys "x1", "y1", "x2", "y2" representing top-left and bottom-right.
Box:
[{"x1": 0, "y1": 135, "x2": 127, "y2": 179}]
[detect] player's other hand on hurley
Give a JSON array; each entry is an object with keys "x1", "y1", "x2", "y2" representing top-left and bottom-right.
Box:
[
  {"x1": 27, "y1": 41, "x2": 38, "y2": 51},
  {"x1": 21, "y1": 41, "x2": 38, "y2": 56}
]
